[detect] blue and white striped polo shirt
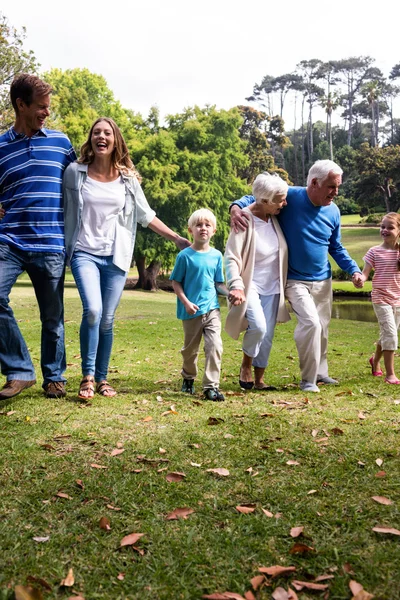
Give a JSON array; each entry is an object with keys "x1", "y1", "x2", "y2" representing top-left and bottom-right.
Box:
[{"x1": 0, "y1": 126, "x2": 76, "y2": 252}]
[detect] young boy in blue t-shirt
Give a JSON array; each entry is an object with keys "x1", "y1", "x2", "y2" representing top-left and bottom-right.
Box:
[{"x1": 170, "y1": 209, "x2": 229, "y2": 401}]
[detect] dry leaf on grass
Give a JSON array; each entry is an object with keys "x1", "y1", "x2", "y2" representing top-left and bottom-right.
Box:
[
  {"x1": 75, "y1": 479, "x2": 84, "y2": 489},
  {"x1": 315, "y1": 574, "x2": 334, "y2": 582},
  {"x1": 290, "y1": 526, "x2": 304, "y2": 538},
  {"x1": 142, "y1": 416, "x2": 153, "y2": 422},
  {"x1": 106, "y1": 504, "x2": 121, "y2": 511},
  {"x1": 236, "y1": 504, "x2": 256, "y2": 514},
  {"x1": 307, "y1": 489, "x2": 317, "y2": 495},
  {"x1": 271, "y1": 588, "x2": 289, "y2": 600},
  {"x1": 312, "y1": 429, "x2": 319, "y2": 437},
  {"x1": 286, "y1": 460, "x2": 300, "y2": 466},
  {"x1": 15, "y1": 586, "x2": 43, "y2": 600},
  {"x1": 261, "y1": 508, "x2": 274, "y2": 517},
  {"x1": 331, "y1": 427, "x2": 344, "y2": 435},
  {"x1": 90, "y1": 463, "x2": 107, "y2": 469},
  {"x1": 202, "y1": 593, "x2": 246, "y2": 599},
  {"x1": 289, "y1": 543, "x2": 314, "y2": 554},
  {"x1": 32, "y1": 536, "x2": 50, "y2": 543},
  {"x1": 159, "y1": 448, "x2": 167, "y2": 454},
  {"x1": 372, "y1": 526, "x2": 400, "y2": 535},
  {"x1": 358, "y1": 411, "x2": 366, "y2": 420},
  {"x1": 166, "y1": 507, "x2": 194, "y2": 520},
  {"x1": 375, "y1": 471, "x2": 386, "y2": 478},
  {"x1": 258, "y1": 566, "x2": 296, "y2": 578},
  {"x1": 40, "y1": 443, "x2": 55, "y2": 451},
  {"x1": 110, "y1": 448, "x2": 125, "y2": 457},
  {"x1": 166, "y1": 472, "x2": 186, "y2": 482},
  {"x1": 56, "y1": 492, "x2": 72, "y2": 500},
  {"x1": 99, "y1": 517, "x2": 111, "y2": 530},
  {"x1": 343, "y1": 562, "x2": 355, "y2": 575},
  {"x1": 288, "y1": 588, "x2": 299, "y2": 600},
  {"x1": 250, "y1": 575, "x2": 265, "y2": 590},
  {"x1": 26, "y1": 577, "x2": 51, "y2": 591},
  {"x1": 291, "y1": 580, "x2": 328, "y2": 591},
  {"x1": 244, "y1": 592, "x2": 256, "y2": 600},
  {"x1": 349, "y1": 581, "x2": 364, "y2": 595},
  {"x1": 352, "y1": 591, "x2": 374, "y2": 600},
  {"x1": 207, "y1": 416, "x2": 225, "y2": 425},
  {"x1": 119, "y1": 532, "x2": 145, "y2": 547},
  {"x1": 371, "y1": 496, "x2": 393, "y2": 505},
  {"x1": 117, "y1": 573, "x2": 125, "y2": 580},
  {"x1": 206, "y1": 468, "x2": 230, "y2": 477},
  {"x1": 375, "y1": 458, "x2": 383, "y2": 466},
  {"x1": 60, "y1": 568, "x2": 74, "y2": 587},
  {"x1": 67, "y1": 596, "x2": 85, "y2": 600}
]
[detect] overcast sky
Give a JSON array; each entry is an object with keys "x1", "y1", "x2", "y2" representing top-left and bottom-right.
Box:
[{"x1": 5, "y1": 0, "x2": 400, "y2": 125}]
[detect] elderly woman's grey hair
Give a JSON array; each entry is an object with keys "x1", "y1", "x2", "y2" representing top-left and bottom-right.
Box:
[
  {"x1": 252, "y1": 172, "x2": 288, "y2": 204},
  {"x1": 306, "y1": 160, "x2": 343, "y2": 186}
]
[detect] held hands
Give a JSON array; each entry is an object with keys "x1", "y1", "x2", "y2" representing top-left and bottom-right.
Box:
[
  {"x1": 184, "y1": 301, "x2": 199, "y2": 315},
  {"x1": 352, "y1": 272, "x2": 364, "y2": 289},
  {"x1": 230, "y1": 206, "x2": 251, "y2": 233},
  {"x1": 228, "y1": 289, "x2": 246, "y2": 306}
]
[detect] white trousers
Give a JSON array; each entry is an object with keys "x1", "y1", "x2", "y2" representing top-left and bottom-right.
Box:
[
  {"x1": 373, "y1": 303, "x2": 400, "y2": 351},
  {"x1": 242, "y1": 290, "x2": 279, "y2": 368},
  {"x1": 285, "y1": 278, "x2": 332, "y2": 383}
]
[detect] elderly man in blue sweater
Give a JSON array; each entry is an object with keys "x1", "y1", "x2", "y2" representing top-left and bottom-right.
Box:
[{"x1": 230, "y1": 160, "x2": 363, "y2": 393}]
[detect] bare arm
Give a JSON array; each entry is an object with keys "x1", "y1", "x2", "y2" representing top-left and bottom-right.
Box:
[
  {"x1": 355, "y1": 262, "x2": 372, "y2": 288},
  {"x1": 148, "y1": 216, "x2": 190, "y2": 250},
  {"x1": 171, "y1": 280, "x2": 199, "y2": 315},
  {"x1": 230, "y1": 205, "x2": 251, "y2": 233}
]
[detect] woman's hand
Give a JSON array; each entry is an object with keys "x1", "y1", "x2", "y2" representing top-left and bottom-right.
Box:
[
  {"x1": 176, "y1": 236, "x2": 191, "y2": 250},
  {"x1": 228, "y1": 289, "x2": 246, "y2": 306}
]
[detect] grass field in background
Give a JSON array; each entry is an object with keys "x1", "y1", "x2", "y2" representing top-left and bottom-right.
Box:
[{"x1": 0, "y1": 286, "x2": 399, "y2": 600}]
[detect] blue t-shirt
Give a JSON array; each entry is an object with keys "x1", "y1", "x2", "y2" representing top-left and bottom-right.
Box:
[
  {"x1": 233, "y1": 188, "x2": 360, "y2": 281},
  {"x1": 170, "y1": 246, "x2": 224, "y2": 320}
]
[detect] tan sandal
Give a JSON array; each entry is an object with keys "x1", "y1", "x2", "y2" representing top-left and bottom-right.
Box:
[
  {"x1": 96, "y1": 380, "x2": 117, "y2": 397},
  {"x1": 78, "y1": 375, "x2": 94, "y2": 399}
]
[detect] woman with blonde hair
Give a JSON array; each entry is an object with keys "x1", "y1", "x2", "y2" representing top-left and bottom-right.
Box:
[
  {"x1": 225, "y1": 172, "x2": 290, "y2": 390},
  {"x1": 63, "y1": 117, "x2": 188, "y2": 399}
]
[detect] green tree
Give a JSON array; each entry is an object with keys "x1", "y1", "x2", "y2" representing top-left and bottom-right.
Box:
[
  {"x1": 353, "y1": 143, "x2": 400, "y2": 212},
  {"x1": 0, "y1": 12, "x2": 39, "y2": 131}
]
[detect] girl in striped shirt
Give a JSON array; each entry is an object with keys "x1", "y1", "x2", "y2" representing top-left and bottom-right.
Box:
[{"x1": 360, "y1": 212, "x2": 400, "y2": 384}]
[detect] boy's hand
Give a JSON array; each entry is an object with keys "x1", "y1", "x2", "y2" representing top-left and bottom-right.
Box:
[
  {"x1": 184, "y1": 301, "x2": 199, "y2": 315},
  {"x1": 228, "y1": 289, "x2": 246, "y2": 305}
]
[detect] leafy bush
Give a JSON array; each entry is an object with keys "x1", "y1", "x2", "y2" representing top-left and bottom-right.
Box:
[{"x1": 335, "y1": 195, "x2": 360, "y2": 215}]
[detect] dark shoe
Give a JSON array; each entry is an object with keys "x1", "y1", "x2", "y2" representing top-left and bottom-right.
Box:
[
  {"x1": 181, "y1": 378, "x2": 195, "y2": 394},
  {"x1": 0, "y1": 379, "x2": 36, "y2": 400},
  {"x1": 254, "y1": 383, "x2": 277, "y2": 391},
  {"x1": 204, "y1": 387, "x2": 225, "y2": 402},
  {"x1": 239, "y1": 379, "x2": 254, "y2": 390},
  {"x1": 316, "y1": 376, "x2": 338, "y2": 385},
  {"x1": 44, "y1": 381, "x2": 66, "y2": 398}
]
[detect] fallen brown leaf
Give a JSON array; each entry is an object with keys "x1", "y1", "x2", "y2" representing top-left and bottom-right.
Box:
[
  {"x1": 315, "y1": 574, "x2": 335, "y2": 582},
  {"x1": 166, "y1": 507, "x2": 194, "y2": 520},
  {"x1": 244, "y1": 591, "x2": 256, "y2": 600},
  {"x1": 375, "y1": 458, "x2": 383, "y2": 466},
  {"x1": 32, "y1": 536, "x2": 50, "y2": 543},
  {"x1": 271, "y1": 588, "x2": 289, "y2": 600},
  {"x1": 90, "y1": 463, "x2": 107, "y2": 469},
  {"x1": 67, "y1": 596, "x2": 85, "y2": 600},
  {"x1": 291, "y1": 580, "x2": 328, "y2": 591},
  {"x1": 207, "y1": 416, "x2": 225, "y2": 425},
  {"x1": 120, "y1": 532, "x2": 145, "y2": 547},
  {"x1": 372, "y1": 526, "x2": 400, "y2": 535},
  {"x1": 110, "y1": 448, "x2": 125, "y2": 457},
  {"x1": 289, "y1": 543, "x2": 314, "y2": 554},
  {"x1": 307, "y1": 489, "x2": 317, "y2": 495},
  {"x1": 288, "y1": 588, "x2": 299, "y2": 600},
  {"x1": 206, "y1": 468, "x2": 230, "y2": 477},
  {"x1": 250, "y1": 575, "x2": 265, "y2": 590},
  {"x1": 236, "y1": 504, "x2": 256, "y2": 514},
  {"x1": 343, "y1": 562, "x2": 355, "y2": 575},
  {"x1": 117, "y1": 573, "x2": 125, "y2": 581},
  {"x1": 99, "y1": 517, "x2": 111, "y2": 530},
  {"x1": 261, "y1": 508, "x2": 274, "y2": 517},
  {"x1": 358, "y1": 411, "x2": 366, "y2": 420},
  {"x1": 352, "y1": 591, "x2": 374, "y2": 600},
  {"x1": 142, "y1": 416, "x2": 153, "y2": 422},
  {"x1": 375, "y1": 471, "x2": 386, "y2": 478},
  {"x1": 166, "y1": 472, "x2": 186, "y2": 482},
  {"x1": 75, "y1": 479, "x2": 84, "y2": 489},
  {"x1": 56, "y1": 492, "x2": 72, "y2": 500},
  {"x1": 371, "y1": 496, "x2": 393, "y2": 505},
  {"x1": 106, "y1": 504, "x2": 121, "y2": 511},
  {"x1": 26, "y1": 577, "x2": 51, "y2": 591},
  {"x1": 60, "y1": 568, "x2": 74, "y2": 587},
  {"x1": 40, "y1": 443, "x2": 55, "y2": 451},
  {"x1": 202, "y1": 594, "x2": 246, "y2": 600},
  {"x1": 349, "y1": 581, "x2": 363, "y2": 596},
  {"x1": 286, "y1": 460, "x2": 300, "y2": 466},
  {"x1": 15, "y1": 586, "x2": 43, "y2": 600},
  {"x1": 331, "y1": 427, "x2": 344, "y2": 435},
  {"x1": 258, "y1": 566, "x2": 296, "y2": 578},
  {"x1": 290, "y1": 526, "x2": 304, "y2": 538},
  {"x1": 159, "y1": 447, "x2": 167, "y2": 454}
]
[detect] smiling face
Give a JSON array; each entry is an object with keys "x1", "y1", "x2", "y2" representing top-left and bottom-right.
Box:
[
  {"x1": 16, "y1": 93, "x2": 51, "y2": 135},
  {"x1": 309, "y1": 172, "x2": 342, "y2": 207},
  {"x1": 261, "y1": 193, "x2": 287, "y2": 216},
  {"x1": 380, "y1": 216, "x2": 400, "y2": 248},
  {"x1": 90, "y1": 120, "x2": 116, "y2": 158}
]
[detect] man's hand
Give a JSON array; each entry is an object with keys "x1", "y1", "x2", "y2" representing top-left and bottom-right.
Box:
[
  {"x1": 352, "y1": 272, "x2": 364, "y2": 289},
  {"x1": 175, "y1": 236, "x2": 191, "y2": 250},
  {"x1": 228, "y1": 289, "x2": 246, "y2": 306},
  {"x1": 184, "y1": 301, "x2": 199, "y2": 315},
  {"x1": 230, "y1": 205, "x2": 251, "y2": 233}
]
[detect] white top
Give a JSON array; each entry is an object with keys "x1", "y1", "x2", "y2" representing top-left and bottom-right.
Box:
[
  {"x1": 251, "y1": 215, "x2": 280, "y2": 295},
  {"x1": 76, "y1": 176, "x2": 125, "y2": 256}
]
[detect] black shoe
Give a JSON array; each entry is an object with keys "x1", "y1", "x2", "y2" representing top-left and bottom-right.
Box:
[
  {"x1": 204, "y1": 387, "x2": 225, "y2": 402},
  {"x1": 181, "y1": 378, "x2": 195, "y2": 394},
  {"x1": 239, "y1": 379, "x2": 254, "y2": 390}
]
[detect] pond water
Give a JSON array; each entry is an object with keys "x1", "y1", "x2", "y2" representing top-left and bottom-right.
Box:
[{"x1": 331, "y1": 297, "x2": 376, "y2": 323}]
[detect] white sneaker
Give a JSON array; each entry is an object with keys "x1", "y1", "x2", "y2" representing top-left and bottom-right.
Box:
[
  {"x1": 317, "y1": 376, "x2": 338, "y2": 385},
  {"x1": 299, "y1": 380, "x2": 320, "y2": 393}
]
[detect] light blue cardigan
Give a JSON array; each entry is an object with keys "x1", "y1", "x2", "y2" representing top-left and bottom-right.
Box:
[{"x1": 63, "y1": 162, "x2": 156, "y2": 272}]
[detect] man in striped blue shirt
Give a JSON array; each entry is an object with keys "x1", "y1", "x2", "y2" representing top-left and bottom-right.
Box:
[{"x1": 0, "y1": 74, "x2": 76, "y2": 400}]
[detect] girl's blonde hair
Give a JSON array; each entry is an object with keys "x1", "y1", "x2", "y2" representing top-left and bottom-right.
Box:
[
  {"x1": 78, "y1": 117, "x2": 141, "y2": 179},
  {"x1": 188, "y1": 208, "x2": 217, "y2": 230}
]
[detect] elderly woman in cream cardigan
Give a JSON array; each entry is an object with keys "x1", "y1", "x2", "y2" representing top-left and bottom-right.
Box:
[{"x1": 225, "y1": 173, "x2": 290, "y2": 390}]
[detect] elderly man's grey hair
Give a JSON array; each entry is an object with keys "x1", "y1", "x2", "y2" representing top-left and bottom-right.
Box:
[
  {"x1": 252, "y1": 172, "x2": 288, "y2": 204},
  {"x1": 306, "y1": 160, "x2": 343, "y2": 186}
]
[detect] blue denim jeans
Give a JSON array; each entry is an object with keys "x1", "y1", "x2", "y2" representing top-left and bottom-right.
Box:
[
  {"x1": 71, "y1": 251, "x2": 127, "y2": 382},
  {"x1": 0, "y1": 243, "x2": 66, "y2": 386}
]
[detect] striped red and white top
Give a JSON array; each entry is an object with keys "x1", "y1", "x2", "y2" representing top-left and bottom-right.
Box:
[{"x1": 364, "y1": 245, "x2": 400, "y2": 306}]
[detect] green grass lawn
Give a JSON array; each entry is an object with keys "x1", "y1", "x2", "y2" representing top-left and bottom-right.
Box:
[{"x1": 1, "y1": 287, "x2": 399, "y2": 600}]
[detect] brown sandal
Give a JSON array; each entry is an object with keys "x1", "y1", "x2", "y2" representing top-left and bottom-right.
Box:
[
  {"x1": 96, "y1": 380, "x2": 117, "y2": 397},
  {"x1": 78, "y1": 375, "x2": 95, "y2": 399}
]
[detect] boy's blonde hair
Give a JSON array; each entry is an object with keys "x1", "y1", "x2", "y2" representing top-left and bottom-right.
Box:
[{"x1": 188, "y1": 208, "x2": 217, "y2": 230}]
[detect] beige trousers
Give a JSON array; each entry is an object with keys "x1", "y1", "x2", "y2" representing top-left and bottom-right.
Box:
[
  {"x1": 285, "y1": 278, "x2": 332, "y2": 384},
  {"x1": 181, "y1": 309, "x2": 222, "y2": 389}
]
